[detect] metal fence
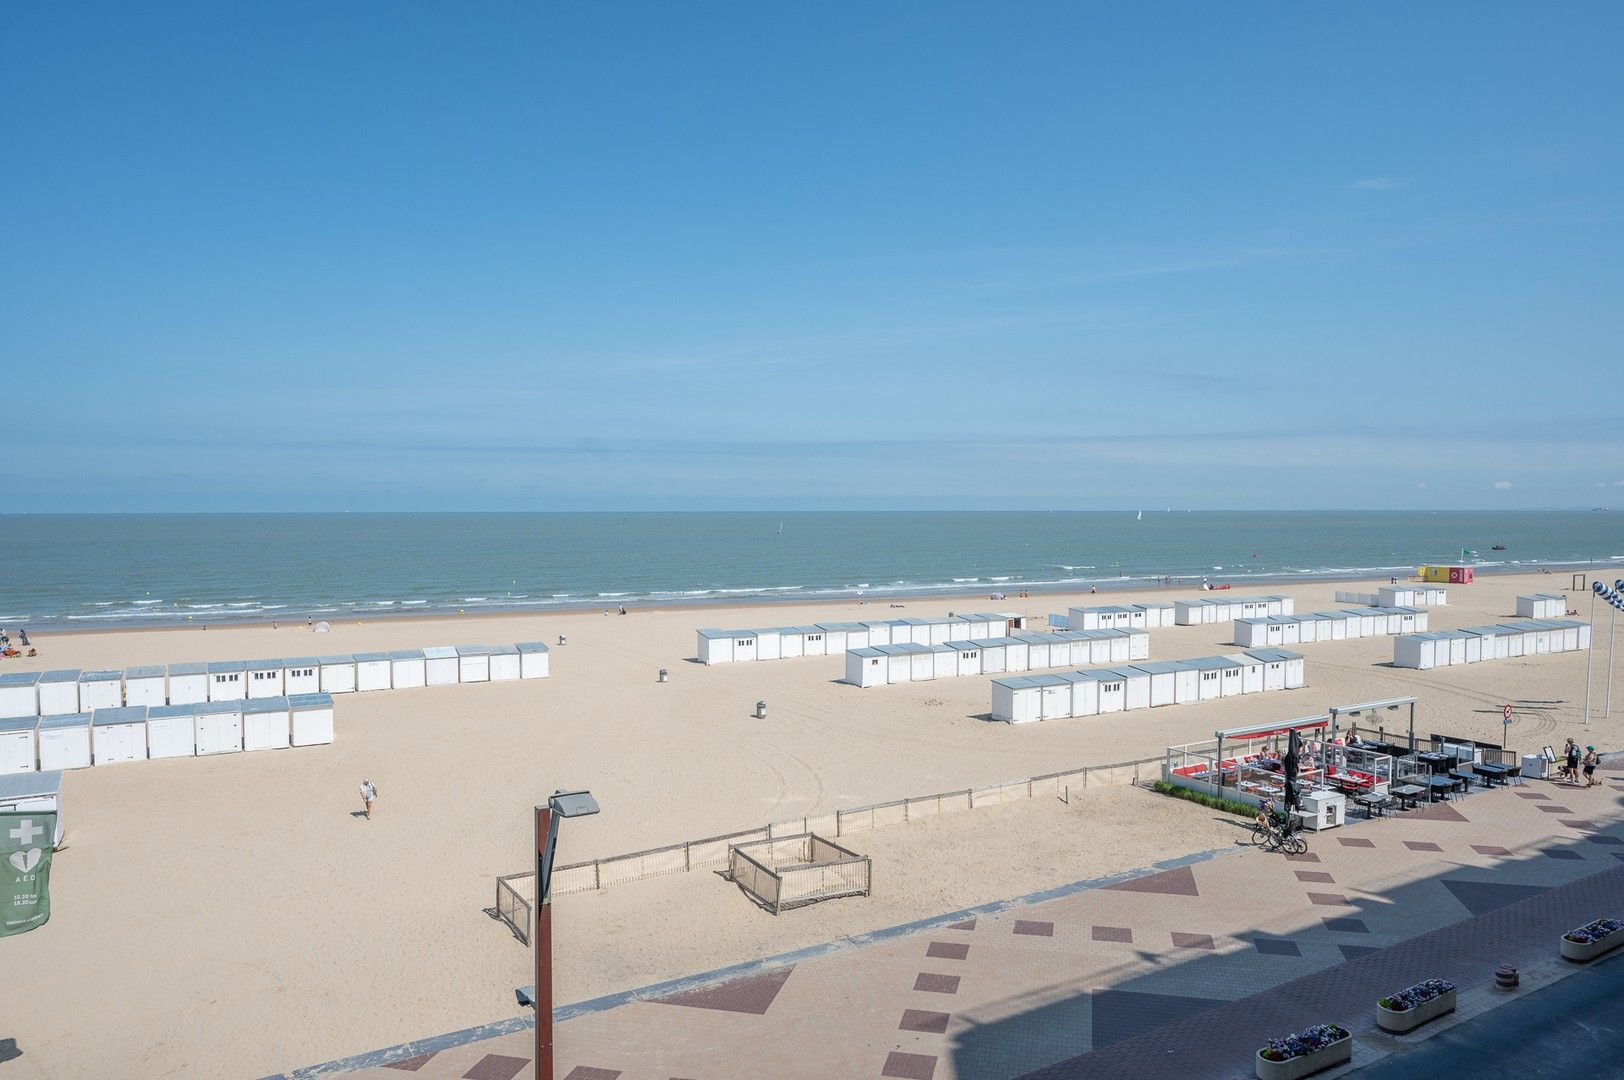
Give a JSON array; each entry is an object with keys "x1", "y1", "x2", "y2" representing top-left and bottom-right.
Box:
[
  {"x1": 727, "y1": 833, "x2": 872, "y2": 914},
  {"x1": 488, "y1": 754, "x2": 1160, "y2": 942}
]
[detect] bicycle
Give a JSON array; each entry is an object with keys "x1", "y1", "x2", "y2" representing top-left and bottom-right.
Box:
[{"x1": 1251, "y1": 816, "x2": 1307, "y2": 855}]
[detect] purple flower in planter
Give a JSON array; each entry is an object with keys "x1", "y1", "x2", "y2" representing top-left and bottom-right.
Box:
[
  {"x1": 1259, "y1": 1023, "x2": 1350, "y2": 1061},
  {"x1": 1379, "y1": 978, "x2": 1456, "y2": 1011},
  {"x1": 1563, "y1": 918, "x2": 1623, "y2": 944}
]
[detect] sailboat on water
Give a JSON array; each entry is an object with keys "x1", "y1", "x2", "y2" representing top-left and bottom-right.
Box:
[{"x1": 1136, "y1": 510, "x2": 1142, "y2": 521}]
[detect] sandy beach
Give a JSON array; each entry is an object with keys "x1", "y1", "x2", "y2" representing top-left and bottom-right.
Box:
[{"x1": 2, "y1": 569, "x2": 1621, "y2": 1078}]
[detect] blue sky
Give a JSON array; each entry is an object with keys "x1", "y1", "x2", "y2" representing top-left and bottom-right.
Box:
[{"x1": 3, "y1": 2, "x2": 1621, "y2": 511}]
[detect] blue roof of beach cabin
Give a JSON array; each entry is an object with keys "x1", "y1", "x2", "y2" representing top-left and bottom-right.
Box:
[
  {"x1": 455, "y1": 645, "x2": 492, "y2": 656},
  {"x1": 92, "y1": 706, "x2": 148, "y2": 726},
  {"x1": 353, "y1": 652, "x2": 390, "y2": 662},
  {"x1": 0, "y1": 770, "x2": 61, "y2": 799},
  {"x1": 697, "y1": 629, "x2": 733, "y2": 639},
  {"x1": 816, "y1": 622, "x2": 867, "y2": 632},
  {"x1": 168, "y1": 662, "x2": 207, "y2": 676},
  {"x1": 38, "y1": 712, "x2": 90, "y2": 729},
  {"x1": 848, "y1": 647, "x2": 884, "y2": 659},
  {"x1": 246, "y1": 658, "x2": 285, "y2": 670},
  {"x1": 193, "y1": 700, "x2": 242, "y2": 715},
  {"x1": 207, "y1": 661, "x2": 248, "y2": 673},
  {"x1": 148, "y1": 703, "x2": 196, "y2": 720},
  {"x1": 388, "y1": 649, "x2": 424, "y2": 661},
  {"x1": 516, "y1": 641, "x2": 551, "y2": 653},
  {"x1": 317, "y1": 654, "x2": 355, "y2": 664},
  {"x1": 1129, "y1": 661, "x2": 1184, "y2": 676},
  {"x1": 282, "y1": 656, "x2": 320, "y2": 667},
  {"x1": 125, "y1": 665, "x2": 165, "y2": 679},
  {"x1": 80, "y1": 670, "x2": 122, "y2": 682},
  {"x1": 0, "y1": 714, "x2": 38, "y2": 732},
  {"x1": 0, "y1": 671, "x2": 41, "y2": 688},
  {"x1": 242, "y1": 697, "x2": 290, "y2": 715},
  {"x1": 39, "y1": 670, "x2": 80, "y2": 684},
  {"x1": 942, "y1": 640, "x2": 981, "y2": 651},
  {"x1": 288, "y1": 693, "x2": 333, "y2": 708}
]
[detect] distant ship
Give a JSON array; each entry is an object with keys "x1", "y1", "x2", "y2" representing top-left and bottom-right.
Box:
[
  {"x1": 1136, "y1": 510, "x2": 1142, "y2": 521},
  {"x1": 1491, "y1": 544, "x2": 1506, "y2": 551}
]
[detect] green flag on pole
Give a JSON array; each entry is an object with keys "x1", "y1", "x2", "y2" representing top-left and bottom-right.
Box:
[{"x1": 2, "y1": 810, "x2": 55, "y2": 937}]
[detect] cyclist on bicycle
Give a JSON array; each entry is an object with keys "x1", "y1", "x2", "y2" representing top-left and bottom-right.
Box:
[{"x1": 1257, "y1": 797, "x2": 1294, "y2": 835}]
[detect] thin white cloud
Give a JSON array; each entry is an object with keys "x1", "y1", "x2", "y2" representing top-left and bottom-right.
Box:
[
  {"x1": 1492, "y1": 480, "x2": 1514, "y2": 490},
  {"x1": 1600, "y1": 480, "x2": 1624, "y2": 487},
  {"x1": 1416, "y1": 482, "x2": 1429, "y2": 490},
  {"x1": 1350, "y1": 177, "x2": 1405, "y2": 191}
]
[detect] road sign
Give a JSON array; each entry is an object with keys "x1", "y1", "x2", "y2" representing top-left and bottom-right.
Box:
[{"x1": 1503, "y1": 704, "x2": 1514, "y2": 722}]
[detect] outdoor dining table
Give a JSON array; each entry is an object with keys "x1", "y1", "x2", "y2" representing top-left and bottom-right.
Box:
[
  {"x1": 1474, "y1": 762, "x2": 1513, "y2": 787},
  {"x1": 1425, "y1": 775, "x2": 1457, "y2": 800},
  {"x1": 1416, "y1": 752, "x2": 1452, "y2": 775},
  {"x1": 1391, "y1": 783, "x2": 1426, "y2": 810}
]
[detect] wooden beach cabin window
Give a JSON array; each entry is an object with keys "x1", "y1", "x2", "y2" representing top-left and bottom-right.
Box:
[
  {"x1": 962, "y1": 651, "x2": 978, "y2": 660},
  {"x1": 807, "y1": 635, "x2": 822, "y2": 644},
  {"x1": 1104, "y1": 682, "x2": 1121, "y2": 692},
  {"x1": 869, "y1": 659, "x2": 880, "y2": 666},
  {"x1": 735, "y1": 639, "x2": 750, "y2": 646}
]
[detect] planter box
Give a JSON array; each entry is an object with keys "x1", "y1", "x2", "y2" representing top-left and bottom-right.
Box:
[
  {"x1": 1377, "y1": 987, "x2": 1456, "y2": 1033},
  {"x1": 1256, "y1": 1036, "x2": 1352, "y2": 1080},
  {"x1": 1562, "y1": 926, "x2": 1624, "y2": 963}
]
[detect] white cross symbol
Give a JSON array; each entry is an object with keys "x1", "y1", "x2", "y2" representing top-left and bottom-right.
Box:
[{"x1": 9, "y1": 819, "x2": 42, "y2": 846}]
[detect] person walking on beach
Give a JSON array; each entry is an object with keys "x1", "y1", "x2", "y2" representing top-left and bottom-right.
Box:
[
  {"x1": 1563, "y1": 739, "x2": 1581, "y2": 784},
  {"x1": 1582, "y1": 746, "x2": 1600, "y2": 788},
  {"x1": 358, "y1": 778, "x2": 378, "y2": 819}
]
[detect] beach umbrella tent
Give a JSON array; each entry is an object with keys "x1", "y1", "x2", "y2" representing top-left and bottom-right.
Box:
[
  {"x1": 146, "y1": 704, "x2": 198, "y2": 759},
  {"x1": 0, "y1": 770, "x2": 63, "y2": 848},
  {"x1": 167, "y1": 662, "x2": 209, "y2": 705},
  {"x1": 0, "y1": 715, "x2": 37, "y2": 773},
  {"x1": 91, "y1": 707, "x2": 148, "y2": 764}
]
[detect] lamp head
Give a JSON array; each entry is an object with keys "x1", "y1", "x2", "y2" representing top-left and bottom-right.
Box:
[{"x1": 548, "y1": 789, "x2": 600, "y2": 818}]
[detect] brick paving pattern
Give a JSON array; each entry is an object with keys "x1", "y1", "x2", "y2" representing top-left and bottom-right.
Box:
[{"x1": 332, "y1": 780, "x2": 1624, "y2": 1080}]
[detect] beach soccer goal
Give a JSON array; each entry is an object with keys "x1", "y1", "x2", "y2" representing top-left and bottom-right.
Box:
[{"x1": 726, "y1": 833, "x2": 871, "y2": 915}]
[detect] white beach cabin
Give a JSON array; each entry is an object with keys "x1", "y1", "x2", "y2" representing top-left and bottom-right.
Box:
[
  {"x1": 242, "y1": 697, "x2": 291, "y2": 752},
  {"x1": 37, "y1": 670, "x2": 81, "y2": 716},
  {"x1": 1130, "y1": 661, "x2": 1180, "y2": 707},
  {"x1": 422, "y1": 647, "x2": 459, "y2": 686},
  {"x1": 753, "y1": 629, "x2": 784, "y2": 661},
  {"x1": 207, "y1": 661, "x2": 248, "y2": 701},
  {"x1": 456, "y1": 645, "x2": 492, "y2": 683},
  {"x1": 517, "y1": 641, "x2": 551, "y2": 678},
  {"x1": 123, "y1": 666, "x2": 167, "y2": 708},
  {"x1": 0, "y1": 673, "x2": 41, "y2": 718},
  {"x1": 146, "y1": 704, "x2": 197, "y2": 759},
  {"x1": 78, "y1": 670, "x2": 123, "y2": 712},
  {"x1": 193, "y1": 701, "x2": 244, "y2": 756},
  {"x1": 1185, "y1": 656, "x2": 1233, "y2": 700},
  {"x1": 282, "y1": 658, "x2": 321, "y2": 696},
  {"x1": 1515, "y1": 593, "x2": 1568, "y2": 619},
  {"x1": 489, "y1": 645, "x2": 521, "y2": 682},
  {"x1": 1109, "y1": 667, "x2": 1152, "y2": 711},
  {"x1": 0, "y1": 715, "x2": 37, "y2": 773},
  {"x1": 167, "y1": 662, "x2": 209, "y2": 705},
  {"x1": 1247, "y1": 648, "x2": 1305, "y2": 690},
  {"x1": 845, "y1": 648, "x2": 886, "y2": 688},
  {"x1": 0, "y1": 770, "x2": 63, "y2": 848},
  {"x1": 1082, "y1": 670, "x2": 1128, "y2": 713},
  {"x1": 930, "y1": 643, "x2": 958, "y2": 680},
  {"x1": 942, "y1": 641, "x2": 984, "y2": 677},
  {"x1": 37, "y1": 713, "x2": 91, "y2": 771},
  {"x1": 1233, "y1": 619, "x2": 1271, "y2": 648},
  {"x1": 1378, "y1": 585, "x2": 1418, "y2": 608},
  {"x1": 245, "y1": 660, "x2": 285, "y2": 699},
  {"x1": 696, "y1": 630, "x2": 734, "y2": 665},
  {"x1": 817, "y1": 623, "x2": 868, "y2": 652},
  {"x1": 319, "y1": 655, "x2": 358, "y2": 694},
  {"x1": 388, "y1": 650, "x2": 426, "y2": 689},
  {"x1": 1224, "y1": 653, "x2": 1266, "y2": 694},
  {"x1": 354, "y1": 652, "x2": 393, "y2": 692},
  {"x1": 289, "y1": 693, "x2": 335, "y2": 747},
  {"x1": 91, "y1": 707, "x2": 148, "y2": 765}
]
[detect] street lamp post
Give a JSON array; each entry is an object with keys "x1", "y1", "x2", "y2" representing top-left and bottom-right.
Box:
[{"x1": 534, "y1": 789, "x2": 599, "y2": 1080}]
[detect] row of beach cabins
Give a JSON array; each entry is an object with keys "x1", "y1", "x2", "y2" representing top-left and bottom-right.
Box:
[
  {"x1": 844, "y1": 628, "x2": 1150, "y2": 688},
  {"x1": 1231, "y1": 607, "x2": 1431, "y2": 648},
  {"x1": 1393, "y1": 620, "x2": 1591, "y2": 670},
  {"x1": 991, "y1": 649, "x2": 1307, "y2": 724},
  {"x1": 697, "y1": 613, "x2": 1029, "y2": 665},
  {"x1": 1333, "y1": 584, "x2": 1450, "y2": 608},
  {"x1": 0, "y1": 643, "x2": 551, "y2": 718},
  {"x1": 1, "y1": 694, "x2": 336, "y2": 775}
]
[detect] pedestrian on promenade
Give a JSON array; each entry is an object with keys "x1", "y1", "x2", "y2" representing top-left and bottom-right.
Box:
[{"x1": 359, "y1": 778, "x2": 379, "y2": 819}]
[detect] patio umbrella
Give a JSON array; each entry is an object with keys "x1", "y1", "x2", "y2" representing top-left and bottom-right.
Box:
[{"x1": 1283, "y1": 730, "x2": 1301, "y2": 813}]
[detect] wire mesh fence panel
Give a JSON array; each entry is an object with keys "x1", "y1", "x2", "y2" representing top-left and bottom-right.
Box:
[
  {"x1": 495, "y1": 874, "x2": 534, "y2": 943},
  {"x1": 687, "y1": 827, "x2": 771, "y2": 872},
  {"x1": 768, "y1": 818, "x2": 807, "y2": 839},
  {"x1": 803, "y1": 811, "x2": 840, "y2": 835},
  {"x1": 595, "y1": 843, "x2": 690, "y2": 888},
  {"x1": 971, "y1": 781, "x2": 1027, "y2": 807},
  {"x1": 777, "y1": 856, "x2": 871, "y2": 911},
  {"x1": 903, "y1": 789, "x2": 972, "y2": 820},
  {"x1": 550, "y1": 863, "x2": 598, "y2": 897},
  {"x1": 727, "y1": 845, "x2": 783, "y2": 913}
]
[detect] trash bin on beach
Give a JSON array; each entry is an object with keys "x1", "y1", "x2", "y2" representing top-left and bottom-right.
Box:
[
  {"x1": 755, "y1": 699, "x2": 767, "y2": 719},
  {"x1": 658, "y1": 668, "x2": 668, "y2": 683},
  {"x1": 558, "y1": 635, "x2": 567, "y2": 646}
]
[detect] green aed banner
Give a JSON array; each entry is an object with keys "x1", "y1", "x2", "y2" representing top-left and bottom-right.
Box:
[{"x1": 2, "y1": 810, "x2": 55, "y2": 937}]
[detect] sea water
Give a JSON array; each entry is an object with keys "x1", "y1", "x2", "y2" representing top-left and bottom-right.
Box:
[{"x1": 0, "y1": 511, "x2": 1618, "y2": 628}]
